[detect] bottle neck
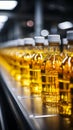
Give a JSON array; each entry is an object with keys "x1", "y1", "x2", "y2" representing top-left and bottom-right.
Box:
[
  {"x1": 35, "y1": 43, "x2": 44, "y2": 50},
  {"x1": 49, "y1": 42, "x2": 60, "y2": 46},
  {"x1": 24, "y1": 44, "x2": 33, "y2": 47},
  {"x1": 68, "y1": 40, "x2": 73, "y2": 45},
  {"x1": 35, "y1": 43, "x2": 44, "y2": 46},
  {"x1": 49, "y1": 42, "x2": 60, "y2": 53},
  {"x1": 24, "y1": 44, "x2": 34, "y2": 50}
]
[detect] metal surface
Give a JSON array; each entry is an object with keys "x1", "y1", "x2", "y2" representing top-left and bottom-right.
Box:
[
  {"x1": 0, "y1": 69, "x2": 38, "y2": 130},
  {"x1": 0, "y1": 103, "x2": 7, "y2": 130}
]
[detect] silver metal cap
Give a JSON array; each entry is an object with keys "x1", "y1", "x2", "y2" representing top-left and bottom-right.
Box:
[
  {"x1": 67, "y1": 30, "x2": 73, "y2": 40},
  {"x1": 34, "y1": 36, "x2": 45, "y2": 43},
  {"x1": 24, "y1": 38, "x2": 35, "y2": 46},
  {"x1": 48, "y1": 35, "x2": 60, "y2": 43}
]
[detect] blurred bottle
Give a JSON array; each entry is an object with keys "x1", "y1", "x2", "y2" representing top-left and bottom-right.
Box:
[
  {"x1": 30, "y1": 36, "x2": 45, "y2": 95},
  {"x1": 20, "y1": 38, "x2": 35, "y2": 87},
  {"x1": 42, "y1": 34, "x2": 61, "y2": 107},
  {"x1": 58, "y1": 31, "x2": 73, "y2": 117},
  {"x1": 0, "y1": 40, "x2": 23, "y2": 75},
  {"x1": 70, "y1": 88, "x2": 73, "y2": 119},
  {"x1": 0, "y1": 47, "x2": 13, "y2": 72},
  {"x1": 10, "y1": 39, "x2": 25, "y2": 81},
  {"x1": 67, "y1": 31, "x2": 73, "y2": 117}
]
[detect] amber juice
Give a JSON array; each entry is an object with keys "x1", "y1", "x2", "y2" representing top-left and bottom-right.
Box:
[
  {"x1": 20, "y1": 44, "x2": 33, "y2": 87},
  {"x1": 58, "y1": 40, "x2": 73, "y2": 117},
  {"x1": 42, "y1": 42, "x2": 61, "y2": 107},
  {"x1": 30, "y1": 42, "x2": 44, "y2": 95}
]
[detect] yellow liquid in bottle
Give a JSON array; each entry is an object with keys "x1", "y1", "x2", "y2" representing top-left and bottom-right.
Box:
[
  {"x1": 58, "y1": 42, "x2": 72, "y2": 117},
  {"x1": 30, "y1": 52, "x2": 43, "y2": 95},
  {"x1": 20, "y1": 53, "x2": 31, "y2": 87},
  {"x1": 42, "y1": 52, "x2": 61, "y2": 107},
  {"x1": 41, "y1": 35, "x2": 61, "y2": 110}
]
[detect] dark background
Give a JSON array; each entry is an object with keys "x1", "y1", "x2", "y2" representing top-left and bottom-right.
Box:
[{"x1": 0, "y1": 0, "x2": 73, "y2": 43}]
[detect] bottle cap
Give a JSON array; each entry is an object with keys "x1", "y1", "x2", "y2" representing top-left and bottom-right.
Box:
[
  {"x1": 62, "y1": 38, "x2": 68, "y2": 45},
  {"x1": 24, "y1": 38, "x2": 35, "y2": 46},
  {"x1": 67, "y1": 30, "x2": 73, "y2": 40},
  {"x1": 34, "y1": 36, "x2": 45, "y2": 43},
  {"x1": 41, "y1": 29, "x2": 49, "y2": 37},
  {"x1": 18, "y1": 38, "x2": 24, "y2": 46},
  {"x1": 48, "y1": 34, "x2": 60, "y2": 43}
]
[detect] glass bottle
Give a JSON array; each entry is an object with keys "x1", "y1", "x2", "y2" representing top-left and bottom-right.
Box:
[
  {"x1": 66, "y1": 31, "x2": 73, "y2": 117},
  {"x1": 20, "y1": 38, "x2": 35, "y2": 87},
  {"x1": 10, "y1": 39, "x2": 25, "y2": 80},
  {"x1": 42, "y1": 34, "x2": 61, "y2": 109},
  {"x1": 58, "y1": 31, "x2": 73, "y2": 117},
  {"x1": 30, "y1": 36, "x2": 45, "y2": 95}
]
